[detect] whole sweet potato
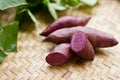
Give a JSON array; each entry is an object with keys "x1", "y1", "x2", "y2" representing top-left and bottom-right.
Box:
[
  {"x1": 71, "y1": 31, "x2": 95, "y2": 60},
  {"x1": 40, "y1": 16, "x2": 90, "y2": 36},
  {"x1": 46, "y1": 43, "x2": 73, "y2": 66},
  {"x1": 45, "y1": 27, "x2": 118, "y2": 48}
]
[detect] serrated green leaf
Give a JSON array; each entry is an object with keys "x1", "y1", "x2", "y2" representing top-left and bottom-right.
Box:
[
  {"x1": 48, "y1": 3, "x2": 58, "y2": 20},
  {"x1": 0, "y1": 50, "x2": 7, "y2": 62},
  {"x1": 51, "y1": 3, "x2": 66, "y2": 10},
  {"x1": 80, "y1": 0, "x2": 97, "y2": 6},
  {"x1": 0, "y1": 0, "x2": 27, "y2": 10},
  {"x1": 0, "y1": 21, "x2": 19, "y2": 52},
  {"x1": 27, "y1": 10, "x2": 40, "y2": 25}
]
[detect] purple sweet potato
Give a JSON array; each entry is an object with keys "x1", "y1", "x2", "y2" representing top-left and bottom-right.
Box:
[
  {"x1": 71, "y1": 31, "x2": 95, "y2": 59},
  {"x1": 40, "y1": 16, "x2": 90, "y2": 36},
  {"x1": 45, "y1": 27, "x2": 118, "y2": 48},
  {"x1": 46, "y1": 43, "x2": 73, "y2": 66}
]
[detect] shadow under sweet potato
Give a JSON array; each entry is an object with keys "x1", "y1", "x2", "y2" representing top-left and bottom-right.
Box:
[
  {"x1": 95, "y1": 48, "x2": 108, "y2": 57},
  {"x1": 47, "y1": 54, "x2": 93, "y2": 69},
  {"x1": 47, "y1": 48, "x2": 107, "y2": 69}
]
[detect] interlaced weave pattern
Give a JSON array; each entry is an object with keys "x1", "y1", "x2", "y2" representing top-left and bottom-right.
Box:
[{"x1": 0, "y1": 0, "x2": 120, "y2": 80}]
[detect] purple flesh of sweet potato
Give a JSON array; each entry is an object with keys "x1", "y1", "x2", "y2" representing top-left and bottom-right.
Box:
[
  {"x1": 46, "y1": 43, "x2": 72, "y2": 66},
  {"x1": 71, "y1": 31, "x2": 95, "y2": 60}
]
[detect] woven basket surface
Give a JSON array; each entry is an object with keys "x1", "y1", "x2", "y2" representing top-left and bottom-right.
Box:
[{"x1": 0, "y1": 0, "x2": 120, "y2": 80}]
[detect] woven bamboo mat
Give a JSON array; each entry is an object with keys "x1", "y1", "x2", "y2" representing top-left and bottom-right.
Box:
[{"x1": 0, "y1": 0, "x2": 120, "y2": 80}]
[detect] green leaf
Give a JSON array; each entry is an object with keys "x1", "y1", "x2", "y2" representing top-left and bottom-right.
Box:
[
  {"x1": 15, "y1": 6, "x2": 40, "y2": 25},
  {"x1": 67, "y1": 0, "x2": 80, "y2": 6},
  {"x1": 0, "y1": 0, "x2": 27, "y2": 10},
  {"x1": 51, "y1": 3, "x2": 66, "y2": 10},
  {"x1": 0, "y1": 50, "x2": 7, "y2": 62},
  {"x1": 43, "y1": 0, "x2": 49, "y2": 6},
  {"x1": 0, "y1": 21, "x2": 19, "y2": 52},
  {"x1": 48, "y1": 3, "x2": 58, "y2": 20},
  {"x1": 43, "y1": 0, "x2": 65, "y2": 19},
  {"x1": 80, "y1": 0, "x2": 98, "y2": 6},
  {"x1": 50, "y1": 0, "x2": 56, "y2": 3},
  {"x1": 60, "y1": 0, "x2": 67, "y2": 6},
  {"x1": 15, "y1": 6, "x2": 29, "y2": 25},
  {"x1": 43, "y1": 0, "x2": 62, "y2": 19},
  {"x1": 26, "y1": 0, "x2": 42, "y2": 7},
  {"x1": 27, "y1": 10, "x2": 40, "y2": 25}
]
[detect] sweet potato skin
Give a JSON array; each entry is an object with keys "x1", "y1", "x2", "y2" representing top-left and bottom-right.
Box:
[
  {"x1": 71, "y1": 31, "x2": 95, "y2": 59},
  {"x1": 40, "y1": 16, "x2": 90, "y2": 36},
  {"x1": 45, "y1": 27, "x2": 118, "y2": 48},
  {"x1": 46, "y1": 43, "x2": 73, "y2": 66}
]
